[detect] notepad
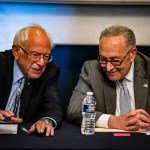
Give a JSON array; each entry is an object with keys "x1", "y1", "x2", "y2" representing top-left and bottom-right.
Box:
[{"x1": 0, "y1": 124, "x2": 18, "y2": 134}]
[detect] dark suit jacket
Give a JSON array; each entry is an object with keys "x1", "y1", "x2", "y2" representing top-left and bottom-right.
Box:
[
  {"x1": 0, "y1": 50, "x2": 62, "y2": 127},
  {"x1": 67, "y1": 52, "x2": 150, "y2": 124}
]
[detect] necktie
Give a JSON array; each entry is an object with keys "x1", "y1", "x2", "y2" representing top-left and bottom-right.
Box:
[
  {"x1": 13, "y1": 77, "x2": 26, "y2": 118},
  {"x1": 119, "y1": 79, "x2": 132, "y2": 115}
]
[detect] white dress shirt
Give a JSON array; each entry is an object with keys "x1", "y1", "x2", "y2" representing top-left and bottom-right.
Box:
[{"x1": 96, "y1": 62, "x2": 135, "y2": 128}]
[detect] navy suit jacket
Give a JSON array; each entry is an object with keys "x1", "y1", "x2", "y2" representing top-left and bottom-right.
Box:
[{"x1": 0, "y1": 50, "x2": 62, "y2": 127}]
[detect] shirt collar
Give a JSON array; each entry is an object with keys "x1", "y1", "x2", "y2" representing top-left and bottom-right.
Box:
[
  {"x1": 125, "y1": 61, "x2": 134, "y2": 82},
  {"x1": 13, "y1": 59, "x2": 24, "y2": 84}
]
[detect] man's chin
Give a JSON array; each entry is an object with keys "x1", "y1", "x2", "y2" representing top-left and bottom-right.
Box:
[
  {"x1": 28, "y1": 73, "x2": 42, "y2": 79},
  {"x1": 107, "y1": 74, "x2": 120, "y2": 82}
]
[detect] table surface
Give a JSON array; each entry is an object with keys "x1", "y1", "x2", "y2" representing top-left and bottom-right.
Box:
[{"x1": 0, "y1": 121, "x2": 150, "y2": 149}]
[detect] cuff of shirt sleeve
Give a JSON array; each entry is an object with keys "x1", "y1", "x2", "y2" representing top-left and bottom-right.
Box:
[
  {"x1": 95, "y1": 114, "x2": 111, "y2": 128},
  {"x1": 41, "y1": 117, "x2": 57, "y2": 129}
]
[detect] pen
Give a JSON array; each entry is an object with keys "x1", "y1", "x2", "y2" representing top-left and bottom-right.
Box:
[{"x1": 21, "y1": 127, "x2": 29, "y2": 134}]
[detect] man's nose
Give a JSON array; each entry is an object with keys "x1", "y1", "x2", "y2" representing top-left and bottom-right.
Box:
[
  {"x1": 37, "y1": 56, "x2": 46, "y2": 66},
  {"x1": 106, "y1": 62, "x2": 115, "y2": 71}
]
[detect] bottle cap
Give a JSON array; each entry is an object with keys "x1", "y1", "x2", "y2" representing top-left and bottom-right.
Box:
[{"x1": 87, "y1": 91, "x2": 93, "y2": 95}]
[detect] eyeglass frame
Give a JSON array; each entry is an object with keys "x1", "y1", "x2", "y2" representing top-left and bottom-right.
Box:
[
  {"x1": 16, "y1": 45, "x2": 53, "y2": 62},
  {"x1": 97, "y1": 48, "x2": 133, "y2": 67}
]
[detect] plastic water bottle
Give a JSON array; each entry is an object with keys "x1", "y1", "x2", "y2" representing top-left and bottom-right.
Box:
[{"x1": 81, "y1": 91, "x2": 96, "y2": 135}]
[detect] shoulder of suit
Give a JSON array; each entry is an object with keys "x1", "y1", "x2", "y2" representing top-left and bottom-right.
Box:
[
  {"x1": 47, "y1": 61, "x2": 59, "y2": 69},
  {"x1": 84, "y1": 59, "x2": 98, "y2": 65},
  {"x1": 136, "y1": 52, "x2": 150, "y2": 61},
  {"x1": 83, "y1": 59, "x2": 100, "y2": 68},
  {"x1": 45, "y1": 61, "x2": 60, "y2": 75},
  {"x1": 0, "y1": 49, "x2": 13, "y2": 57}
]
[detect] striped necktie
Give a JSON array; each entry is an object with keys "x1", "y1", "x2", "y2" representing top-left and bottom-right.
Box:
[
  {"x1": 13, "y1": 77, "x2": 26, "y2": 118},
  {"x1": 119, "y1": 79, "x2": 132, "y2": 115}
]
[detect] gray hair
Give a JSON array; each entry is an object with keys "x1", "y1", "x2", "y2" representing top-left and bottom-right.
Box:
[
  {"x1": 99, "y1": 25, "x2": 136, "y2": 48},
  {"x1": 13, "y1": 24, "x2": 53, "y2": 48}
]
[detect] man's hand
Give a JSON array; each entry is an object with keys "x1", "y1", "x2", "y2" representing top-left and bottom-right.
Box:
[
  {"x1": 126, "y1": 109, "x2": 150, "y2": 131},
  {"x1": 0, "y1": 110, "x2": 23, "y2": 123},
  {"x1": 108, "y1": 109, "x2": 150, "y2": 131},
  {"x1": 29, "y1": 119, "x2": 54, "y2": 136}
]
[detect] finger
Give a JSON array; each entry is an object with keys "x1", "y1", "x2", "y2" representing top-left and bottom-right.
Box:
[
  {"x1": 45, "y1": 124, "x2": 50, "y2": 136},
  {"x1": 126, "y1": 118, "x2": 140, "y2": 131},
  {"x1": 35, "y1": 121, "x2": 46, "y2": 134},
  {"x1": 3, "y1": 111, "x2": 14, "y2": 118},
  {"x1": 126, "y1": 110, "x2": 137, "y2": 118},
  {"x1": 0, "y1": 114, "x2": 5, "y2": 120},
  {"x1": 38, "y1": 121, "x2": 54, "y2": 136},
  {"x1": 10, "y1": 117, "x2": 23, "y2": 123},
  {"x1": 39, "y1": 122, "x2": 46, "y2": 133},
  {"x1": 40, "y1": 120, "x2": 54, "y2": 136},
  {"x1": 127, "y1": 110, "x2": 150, "y2": 121},
  {"x1": 30, "y1": 121, "x2": 45, "y2": 134},
  {"x1": 50, "y1": 126, "x2": 54, "y2": 136},
  {"x1": 29, "y1": 124, "x2": 36, "y2": 133},
  {"x1": 137, "y1": 109, "x2": 149, "y2": 117},
  {"x1": 126, "y1": 125, "x2": 139, "y2": 131},
  {"x1": 128, "y1": 112, "x2": 150, "y2": 124},
  {"x1": 126, "y1": 118, "x2": 138, "y2": 126},
  {"x1": 137, "y1": 121, "x2": 149, "y2": 130},
  {"x1": 0, "y1": 111, "x2": 16, "y2": 122},
  {"x1": 138, "y1": 115, "x2": 150, "y2": 123},
  {"x1": 45, "y1": 124, "x2": 54, "y2": 136},
  {"x1": 7, "y1": 111, "x2": 15, "y2": 116}
]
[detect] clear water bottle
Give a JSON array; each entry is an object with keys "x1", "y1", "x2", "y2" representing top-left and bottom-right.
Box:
[{"x1": 81, "y1": 91, "x2": 96, "y2": 135}]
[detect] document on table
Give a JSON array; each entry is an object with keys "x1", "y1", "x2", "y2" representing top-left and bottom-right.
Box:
[
  {"x1": 95, "y1": 127, "x2": 150, "y2": 135},
  {"x1": 95, "y1": 127, "x2": 141, "y2": 133},
  {"x1": 0, "y1": 123, "x2": 18, "y2": 134}
]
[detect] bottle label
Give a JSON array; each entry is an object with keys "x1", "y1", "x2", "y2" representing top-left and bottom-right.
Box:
[{"x1": 83, "y1": 104, "x2": 95, "y2": 112}]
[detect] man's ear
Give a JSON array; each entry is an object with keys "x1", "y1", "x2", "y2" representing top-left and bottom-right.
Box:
[
  {"x1": 130, "y1": 47, "x2": 137, "y2": 62},
  {"x1": 12, "y1": 45, "x2": 19, "y2": 60}
]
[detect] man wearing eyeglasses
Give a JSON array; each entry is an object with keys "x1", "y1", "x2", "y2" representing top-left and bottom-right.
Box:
[
  {"x1": 0, "y1": 25, "x2": 62, "y2": 136},
  {"x1": 67, "y1": 25, "x2": 150, "y2": 131}
]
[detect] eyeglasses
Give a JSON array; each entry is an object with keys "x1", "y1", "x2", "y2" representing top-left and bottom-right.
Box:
[
  {"x1": 17, "y1": 45, "x2": 52, "y2": 62},
  {"x1": 97, "y1": 49, "x2": 132, "y2": 67}
]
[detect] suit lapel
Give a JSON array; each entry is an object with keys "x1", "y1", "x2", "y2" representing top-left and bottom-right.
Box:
[
  {"x1": 19, "y1": 79, "x2": 34, "y2": 118},
  {"x1": 134, "y1": 55, "x2": 149, "y2": 110},
  {"x1": 134, "y1": 76, "x2": 149, "y2": 109},
  {"x1": 103, "y1": 79, "x2": 116, "y2": 114}
]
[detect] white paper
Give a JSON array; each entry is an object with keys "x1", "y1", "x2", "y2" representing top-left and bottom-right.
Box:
[
  {"x1": 95, "y1": 127, "x2": 150, "y2": 135},
  {"x1": 0, "y1": 124, "x2": 18, "y2": 134},
  {"x1": 142, "y1": 130, "x2": 150, "y2": 135},
  {"x1": 95, "y1": 127, "x2": 140, "y2": 132}
]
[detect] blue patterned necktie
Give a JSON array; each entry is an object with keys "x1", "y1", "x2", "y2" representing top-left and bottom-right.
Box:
[
  {"x1": 13, "y1": 77, "x2": 26, "y2": 118},
  {"x1": 119, "y1": 79, "x2": 132, "y2": 115}
]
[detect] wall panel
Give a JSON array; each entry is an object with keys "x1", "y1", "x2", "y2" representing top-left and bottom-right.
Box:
[{"x1": 0, "y1": 3, "x2": 150, "y2": 51}]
